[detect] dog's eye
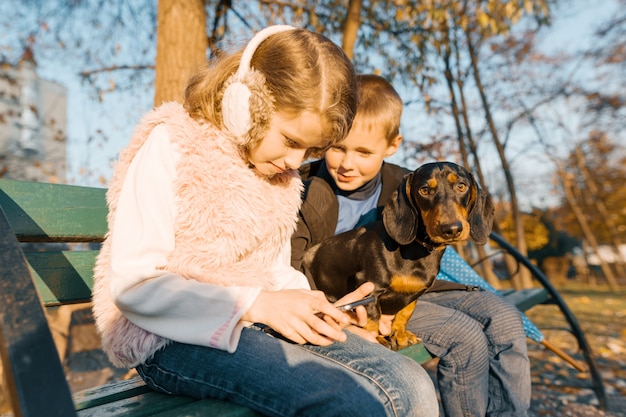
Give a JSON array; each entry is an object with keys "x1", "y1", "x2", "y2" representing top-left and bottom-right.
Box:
[
  {"x1": 419, "y1": 186, "x2": 430, "y2": 196},
  {"x1": 456, "y1": 182, "x2": 468, "y2": 192}
]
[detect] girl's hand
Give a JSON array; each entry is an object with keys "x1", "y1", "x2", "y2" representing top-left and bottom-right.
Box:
[
  {"x1": 242, "y1": 282, "x2": 376, "y2": 346},
  {"x1": 331, "y1": 282, "x2": 374, "y2": 328},
  {"x1": 331, "y1": 282, "x2": 378, "y2": 343},
  {"x1": 346, "y1": 313, "x2": 394, "y2": 343},
  {"x1": 242, "y1": 288, "x2": 351, "y2": 346},
  {"x1": 344, "y1": 325, "x2": 379, "y2": 343},
  {"x1": 333, "y1": 283, "x2": 392, "y2": 344}
]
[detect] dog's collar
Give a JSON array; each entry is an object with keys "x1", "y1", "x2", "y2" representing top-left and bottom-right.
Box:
[{"x1": 414, "y1": 235, "x2": 447, "y2": 252}]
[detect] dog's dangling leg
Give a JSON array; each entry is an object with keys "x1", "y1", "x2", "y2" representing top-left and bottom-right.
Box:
[{"x1": 389, "y1": 300, "x2": 420, "y2": 351}]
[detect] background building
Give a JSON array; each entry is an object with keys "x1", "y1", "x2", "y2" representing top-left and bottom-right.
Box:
[{"x1": 0, "y1": 47, "x2": 67, "y2": 183}]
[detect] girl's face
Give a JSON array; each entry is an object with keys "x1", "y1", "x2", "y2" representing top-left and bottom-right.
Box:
[
  {"x1": 324, "y1": 120, "x2": 401, "y2": 192},
  {"x1": 248, "y1": 111, "x2": 326, "y2": 177}
]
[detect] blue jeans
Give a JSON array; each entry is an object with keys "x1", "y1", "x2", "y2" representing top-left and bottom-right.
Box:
[
  {"x1": 136, "y1": 328, "x2": 438, "y2": 417},
  {"x1": 409, "y1": 289, "x2": 530, "y2": 417}
]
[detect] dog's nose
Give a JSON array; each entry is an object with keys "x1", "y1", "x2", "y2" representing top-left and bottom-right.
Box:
[{"x1": 440, "y1": 222, "x2": 463, "y2": 239}]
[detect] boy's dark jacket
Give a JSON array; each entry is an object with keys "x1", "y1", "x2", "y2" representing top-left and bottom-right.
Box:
[{"x1": 292, "y1": 159, "x2": 469, "y2": 293}]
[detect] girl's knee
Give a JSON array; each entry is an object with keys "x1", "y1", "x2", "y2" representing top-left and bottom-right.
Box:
[
  {"x1": 387, "y1": 358, "x2": 439, "y2": 416},
  {"x1": 331, "y1": 361, "x2": 438, "y2": 417}
]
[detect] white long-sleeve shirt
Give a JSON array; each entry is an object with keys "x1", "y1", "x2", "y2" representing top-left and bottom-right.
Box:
[{"x1": 106, "y1": 124, "x2": 310, "y2": 352}]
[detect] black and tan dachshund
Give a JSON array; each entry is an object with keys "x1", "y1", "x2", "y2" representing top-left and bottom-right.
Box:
[{"x1": 303, "y1": 162, "x2": 495, "y2": 350}]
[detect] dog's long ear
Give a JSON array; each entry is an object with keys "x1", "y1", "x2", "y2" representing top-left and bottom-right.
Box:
[
  {"x1": 383, "y1": 173, "x2": 419, "y2": 245},
  {"x1": 468, "y1": 181, "x2": 495, "y2": 245}
]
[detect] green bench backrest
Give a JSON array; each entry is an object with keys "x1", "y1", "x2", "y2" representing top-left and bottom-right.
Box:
[
  {"x1": 0, "y1": 178, "x2": 107, "y2": 306},
  {"x1": 0, "y1": 179, "x2": 107, "y2": 241}
]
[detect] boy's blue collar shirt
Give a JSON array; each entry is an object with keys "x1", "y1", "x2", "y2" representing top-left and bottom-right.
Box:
[
  {"x1": 334, "y1": 171, "x2": 382, "y2": 235},
  {"x1": 333, "y1": 170, "x2": 382, "y2": 200}
]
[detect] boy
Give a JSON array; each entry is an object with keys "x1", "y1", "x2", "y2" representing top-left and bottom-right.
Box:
[{"x1": 292, "y1": 74, "x2": 531, "y2": 417}]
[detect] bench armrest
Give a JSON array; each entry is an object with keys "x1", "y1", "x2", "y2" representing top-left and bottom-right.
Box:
[{"x1": 0, "y1": 205, "x2": 77, "y2": 417}]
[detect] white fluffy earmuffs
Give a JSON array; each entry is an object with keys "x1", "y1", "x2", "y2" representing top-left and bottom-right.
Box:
[{"x1": 222, "y1": 25, "x2": 296, "y2": 144}]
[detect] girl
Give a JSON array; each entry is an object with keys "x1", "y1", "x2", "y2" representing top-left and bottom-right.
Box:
[{"x1": 92, "y1": 26, "x2": 438, "y2": 417}]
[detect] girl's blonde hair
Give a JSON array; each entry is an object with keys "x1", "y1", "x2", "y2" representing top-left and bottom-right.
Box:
[
  {"x1": 184, "y1": 28, "x2": 357, "y2": 151},
  {"x1": 353, "y1": 74, "x2": 403, "y2": 144}
]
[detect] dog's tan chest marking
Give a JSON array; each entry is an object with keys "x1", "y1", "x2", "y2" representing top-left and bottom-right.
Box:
[{"x1": 389, "y1": 274, "x2": 429, "y2": 293}]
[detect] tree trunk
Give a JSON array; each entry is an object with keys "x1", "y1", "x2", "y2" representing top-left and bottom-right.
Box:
[
  {"x1": 560, "y1": 169, "x2": 620, "y2": 291},
  {"x1": 341, "y1": 0, "x2": 362, "y2": 59},
  {"x1": 154, "y1": 0, "x2": 207, "y2": 106},
  {"x1": 574, "y1": 145, "x2": 626, "y2": 278},
  {"x1": 465, "y1": 29, "x2": 532, "y2": 289}
]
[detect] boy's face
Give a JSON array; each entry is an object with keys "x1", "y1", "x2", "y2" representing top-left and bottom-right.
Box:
[{"x1": 325, "y1": 121, "x2": 401, "y2": 191}]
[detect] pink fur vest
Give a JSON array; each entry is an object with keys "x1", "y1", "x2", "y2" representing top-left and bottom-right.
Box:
[{"x1": 92, "y1": 102, "x2": 303, "y2": 367}]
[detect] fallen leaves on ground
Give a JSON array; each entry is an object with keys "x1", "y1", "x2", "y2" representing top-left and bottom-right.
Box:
[{"x1": 524, "y1": 282, "x2": 626, "y2": 417}]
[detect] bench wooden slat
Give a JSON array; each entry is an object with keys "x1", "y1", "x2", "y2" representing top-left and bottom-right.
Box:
[
  {"x1": 399, "y1": 342, "x2": 434, "y2": 362},
  {"x1": 73, "y1": 376, "x2": 152, "y2": 411},
  {"x1": 74, "y1": 377, "x2": 262, "y2": 417},
  {"x1": 78, "y1": 392, "x2": 263, "y2": 417},
  {"x1": 0, "y1": 178, "x2": 107, "y2": 242},
  {"x1": 23, "y1": 247, "x2": 549, "y2": 311},
  {"x1": 26, "y1": 250, "x2": 97, "y2": 305},
  {"x1": 149, "y1": 397, "x2": 265, "y2": 417},
  {"x1": 77, "y1": 391, "x2": 195, "y2": 417},
  {"x1": 503, "y1": 288, "x2": 549, "y2": 312}
]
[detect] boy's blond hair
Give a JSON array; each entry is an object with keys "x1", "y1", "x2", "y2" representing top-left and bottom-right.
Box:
[
  {"x1": 183, "y1": 29, "x2": 357, "y2": 152},
  {"x1": 354, "y1": 74, "x2": 403, "y2": 144}
]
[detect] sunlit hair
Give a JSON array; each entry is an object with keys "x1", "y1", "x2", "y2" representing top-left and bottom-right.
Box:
[
  {"x1": 183, "y1": 28, "x2": 357, "y2": 153},
  {"x1": 353, "y1": 74, "x2": 403, "y2": 144}
]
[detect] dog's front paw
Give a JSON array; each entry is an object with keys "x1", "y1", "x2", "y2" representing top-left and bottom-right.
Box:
[
  {"x1": 388, "y1": 329, "x2": 420, "y2": 351},
  {"x1": 376, "y1": 335, "x2": 392, "y2": 349}
]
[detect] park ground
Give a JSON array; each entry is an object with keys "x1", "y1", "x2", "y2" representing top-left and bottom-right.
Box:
[
  {"x1": 56, "y1": 280, "x2": 626, "y2": 416},
  {"x1": 523, "y1": 282, "x2": 626, "y2": 416}
]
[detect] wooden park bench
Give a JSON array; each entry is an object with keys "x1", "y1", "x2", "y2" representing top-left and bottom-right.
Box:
[{"x1": 0, "y1": 178, "x2": 607, "y2": 416}]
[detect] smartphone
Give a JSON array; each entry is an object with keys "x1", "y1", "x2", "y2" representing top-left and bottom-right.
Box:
[{"x1": 336, "y1": 296, "x2": 376, "y2": 312}]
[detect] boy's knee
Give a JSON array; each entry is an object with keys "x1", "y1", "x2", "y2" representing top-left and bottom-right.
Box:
[
  {"x1": 490, "y1": 302, "x2": 526, "y2": 338},
  {"x1": 439, "y1": 312, "x2": 488, "y2": 350}
]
